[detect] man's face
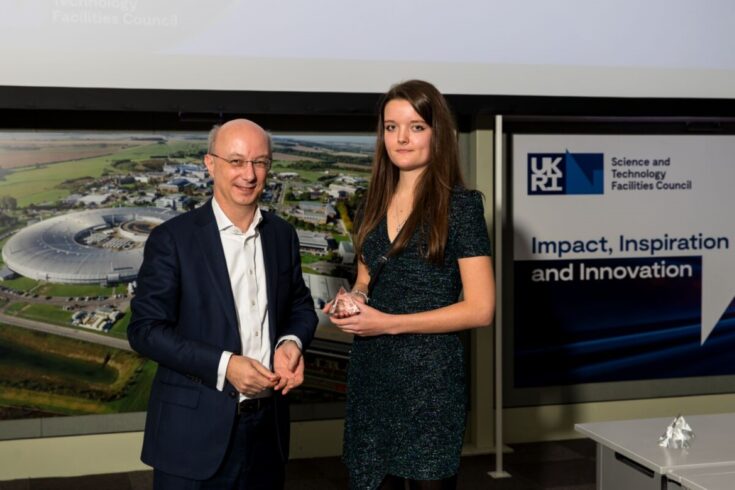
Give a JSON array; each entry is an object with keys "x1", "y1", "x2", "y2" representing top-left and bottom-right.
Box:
[{"x1": 204, "y1": 121, "x2": 270, "y2": 215}]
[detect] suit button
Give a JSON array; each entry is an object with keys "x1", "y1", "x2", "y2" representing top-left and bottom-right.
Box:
[{"x1": 228, "y1": 391, "x2": 237, "y2": 399}]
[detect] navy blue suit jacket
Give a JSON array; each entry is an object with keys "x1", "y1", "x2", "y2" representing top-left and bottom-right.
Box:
[{"x1": 128, "y1": 200, "x2": 317, "y2": 480}]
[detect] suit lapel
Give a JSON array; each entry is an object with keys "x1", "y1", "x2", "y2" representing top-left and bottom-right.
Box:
[
  {"x1": 193, "y1": 201, "x2": 239, "y2": 336},
  {"x1": 259, "y1": 211, "x2": 279, "y2": 345}
]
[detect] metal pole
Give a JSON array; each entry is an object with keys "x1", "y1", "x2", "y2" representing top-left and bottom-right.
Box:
[{"x1": 489, "y1": 114, "x2": 510, "y2": 479}]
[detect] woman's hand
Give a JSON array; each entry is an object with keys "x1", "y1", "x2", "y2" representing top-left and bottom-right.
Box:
[
  {"x1": 329, "y1": 302, "x2": 393, "y2": 337},
  {"x1": 322, "y1": 289, "x2": 367, "y2": 319}
]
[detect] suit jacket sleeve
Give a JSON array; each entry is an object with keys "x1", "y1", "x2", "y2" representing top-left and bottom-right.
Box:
[{"x1": 128, "y1": 224, "x2": 222, "y2": 388}]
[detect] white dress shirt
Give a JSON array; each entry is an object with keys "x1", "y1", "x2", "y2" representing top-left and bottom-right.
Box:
[{"x1": 211, "y1": 198, "x2": 300, "y2": 399}]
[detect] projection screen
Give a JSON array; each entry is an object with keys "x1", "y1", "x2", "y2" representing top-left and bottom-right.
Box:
[{"x1": 1, "y1": 0, "x2": 734, "y2": 98}]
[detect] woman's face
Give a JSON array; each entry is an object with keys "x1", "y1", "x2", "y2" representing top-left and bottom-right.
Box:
[{"x1": 383, "y1": 99, "x2": 432, "y2": 172}]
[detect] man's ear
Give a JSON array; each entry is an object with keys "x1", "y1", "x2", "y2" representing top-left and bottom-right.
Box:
[{"x1": 203, "y1": 154, "x2": 214, "y2": 176}]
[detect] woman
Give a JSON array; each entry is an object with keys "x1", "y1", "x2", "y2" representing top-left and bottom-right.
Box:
[{"x1": 327, "y1": 80, "x2": 495, "y2": 489}]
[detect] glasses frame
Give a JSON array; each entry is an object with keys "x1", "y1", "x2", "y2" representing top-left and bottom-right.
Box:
[{"x1": 209, "y1": 153, "x2": 272, "y2": 172}]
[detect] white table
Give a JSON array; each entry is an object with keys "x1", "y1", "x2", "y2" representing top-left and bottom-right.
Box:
[
  {"x1": 667, "y1": 464, "x2": 735, "y2": 490},
  {"x1": 575, "y1": 413, "x2": 735, "y2": 490}
]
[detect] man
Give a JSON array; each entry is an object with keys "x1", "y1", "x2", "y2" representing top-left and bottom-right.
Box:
[{"x1": 128, "y1": 119, "x2": 317, "y2": 489}]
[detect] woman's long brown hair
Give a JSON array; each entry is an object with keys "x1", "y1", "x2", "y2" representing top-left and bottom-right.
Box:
[{"x1": 354, "y1": 80, "x2": 464, "y2": 264}]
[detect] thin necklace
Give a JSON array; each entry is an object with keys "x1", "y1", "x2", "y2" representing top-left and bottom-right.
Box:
[
  {"x1": 394, "y1": 207, "x2": 409, "y2": 234},
  {"x1": 392, "y1": 191, "x2": 412, "y2": 235},
  {"x1": 396, "y1": 216, "x2": 407, "y2": 234}
]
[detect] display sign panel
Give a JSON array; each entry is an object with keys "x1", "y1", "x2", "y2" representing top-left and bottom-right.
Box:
[
  {"x1": 0, "y1": 130, "x2": 371, "y2": 436},
  {"x1": 513, "y1": 134, "x2": 735, "y2": 389}
]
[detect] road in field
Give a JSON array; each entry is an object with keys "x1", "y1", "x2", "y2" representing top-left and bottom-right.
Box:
[{"x1": 0, "y1": 313, "x2": 132, "y2": 351}]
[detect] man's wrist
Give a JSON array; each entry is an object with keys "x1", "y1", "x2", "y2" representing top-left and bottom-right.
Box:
[
  {"x1": 217, "y1": 351, "x2": 234, "y2": 391},
  {"x1": 276, "y1": 336, "x2": 302, "y2": 350}
]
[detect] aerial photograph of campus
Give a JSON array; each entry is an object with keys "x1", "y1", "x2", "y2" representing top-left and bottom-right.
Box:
[{"x1": 0, "y1": 130, "x2": 373, "y2": 421}]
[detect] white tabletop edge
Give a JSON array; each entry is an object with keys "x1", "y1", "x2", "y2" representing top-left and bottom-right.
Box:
[
  {"x1": 575, "y1": 423, "x2": 668, "y2": 473},
  {"x1": 576, "y1": 414, "x2": 735, "y2": 476}
]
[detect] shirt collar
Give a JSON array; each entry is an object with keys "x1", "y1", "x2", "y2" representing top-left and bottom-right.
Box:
[{"x1": 211, "y1": 197, "x2": 263, "y2": 234}]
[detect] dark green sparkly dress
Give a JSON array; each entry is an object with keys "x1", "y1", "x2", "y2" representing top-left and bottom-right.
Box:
[{"x1": 343, "y1": 189, "x2": 491, "y2": 489}]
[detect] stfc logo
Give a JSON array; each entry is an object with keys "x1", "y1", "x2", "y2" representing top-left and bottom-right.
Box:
[{"x1": 528, "y1": 150, "x2": 604, "y2": 195}]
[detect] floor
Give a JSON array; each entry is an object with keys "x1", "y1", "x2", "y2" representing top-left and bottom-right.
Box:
[{"x1": 0, "y1": 439, "x2": 596, "y2": 490}]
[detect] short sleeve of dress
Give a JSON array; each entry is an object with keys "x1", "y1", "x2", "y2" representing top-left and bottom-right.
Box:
[{"x1": 450, "y1": 189, "x2": 492, "y2": 258}]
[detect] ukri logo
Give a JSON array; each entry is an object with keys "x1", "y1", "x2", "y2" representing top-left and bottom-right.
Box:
[{"x1": 528, "y1": 151, "x2": 604, "y2": 195}]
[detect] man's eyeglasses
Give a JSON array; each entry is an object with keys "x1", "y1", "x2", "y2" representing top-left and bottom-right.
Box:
[{"x1": 209, "y1": 153, "x2": 271, "y2": 171}]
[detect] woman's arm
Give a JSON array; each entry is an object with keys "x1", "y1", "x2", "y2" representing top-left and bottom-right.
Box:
[
  {"x1": 329, "y1": 255, "x2": 495, "y2": 336},
  {"x1": 350, "y1": 259, "x2": 371, "y2": 300}
]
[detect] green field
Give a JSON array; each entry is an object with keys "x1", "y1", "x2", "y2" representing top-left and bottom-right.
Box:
[
  {"x1": 6, "y1": 303, "x2": 73, "y2": 326},
  {"x1": 0, "y1": 140, "x2": 200, "y2": 207},
  {"x1": 108, "y1": 308, "x2": 131, "y2": 339},
  {"x1": 0, "y1": 338, "x2": 118, "y2": 385},
  {"x1": 35, "y1": 283, "x2": 118, "y2": 297},
  {"x1": 108, "y1": 359, "x2": 156, "y2": 412},
  {"x1": 0, "y1": 278, "x2": 122, "y2": 298},
  {"x1": 301, "y1": 253, "x2": 325, "y2": 265},
  {"x1": 1, "y1": 276, "x2": 39, "y2": 292},
  {"x1": 4, "y1": 302, "x2": 24, "y2": 315},
  {"x1": 0, "y1": 158, "x2": 113, "y2": 207},
  {"x1": 0, "y1": 323, "x2": 149, "y2": 416}
]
